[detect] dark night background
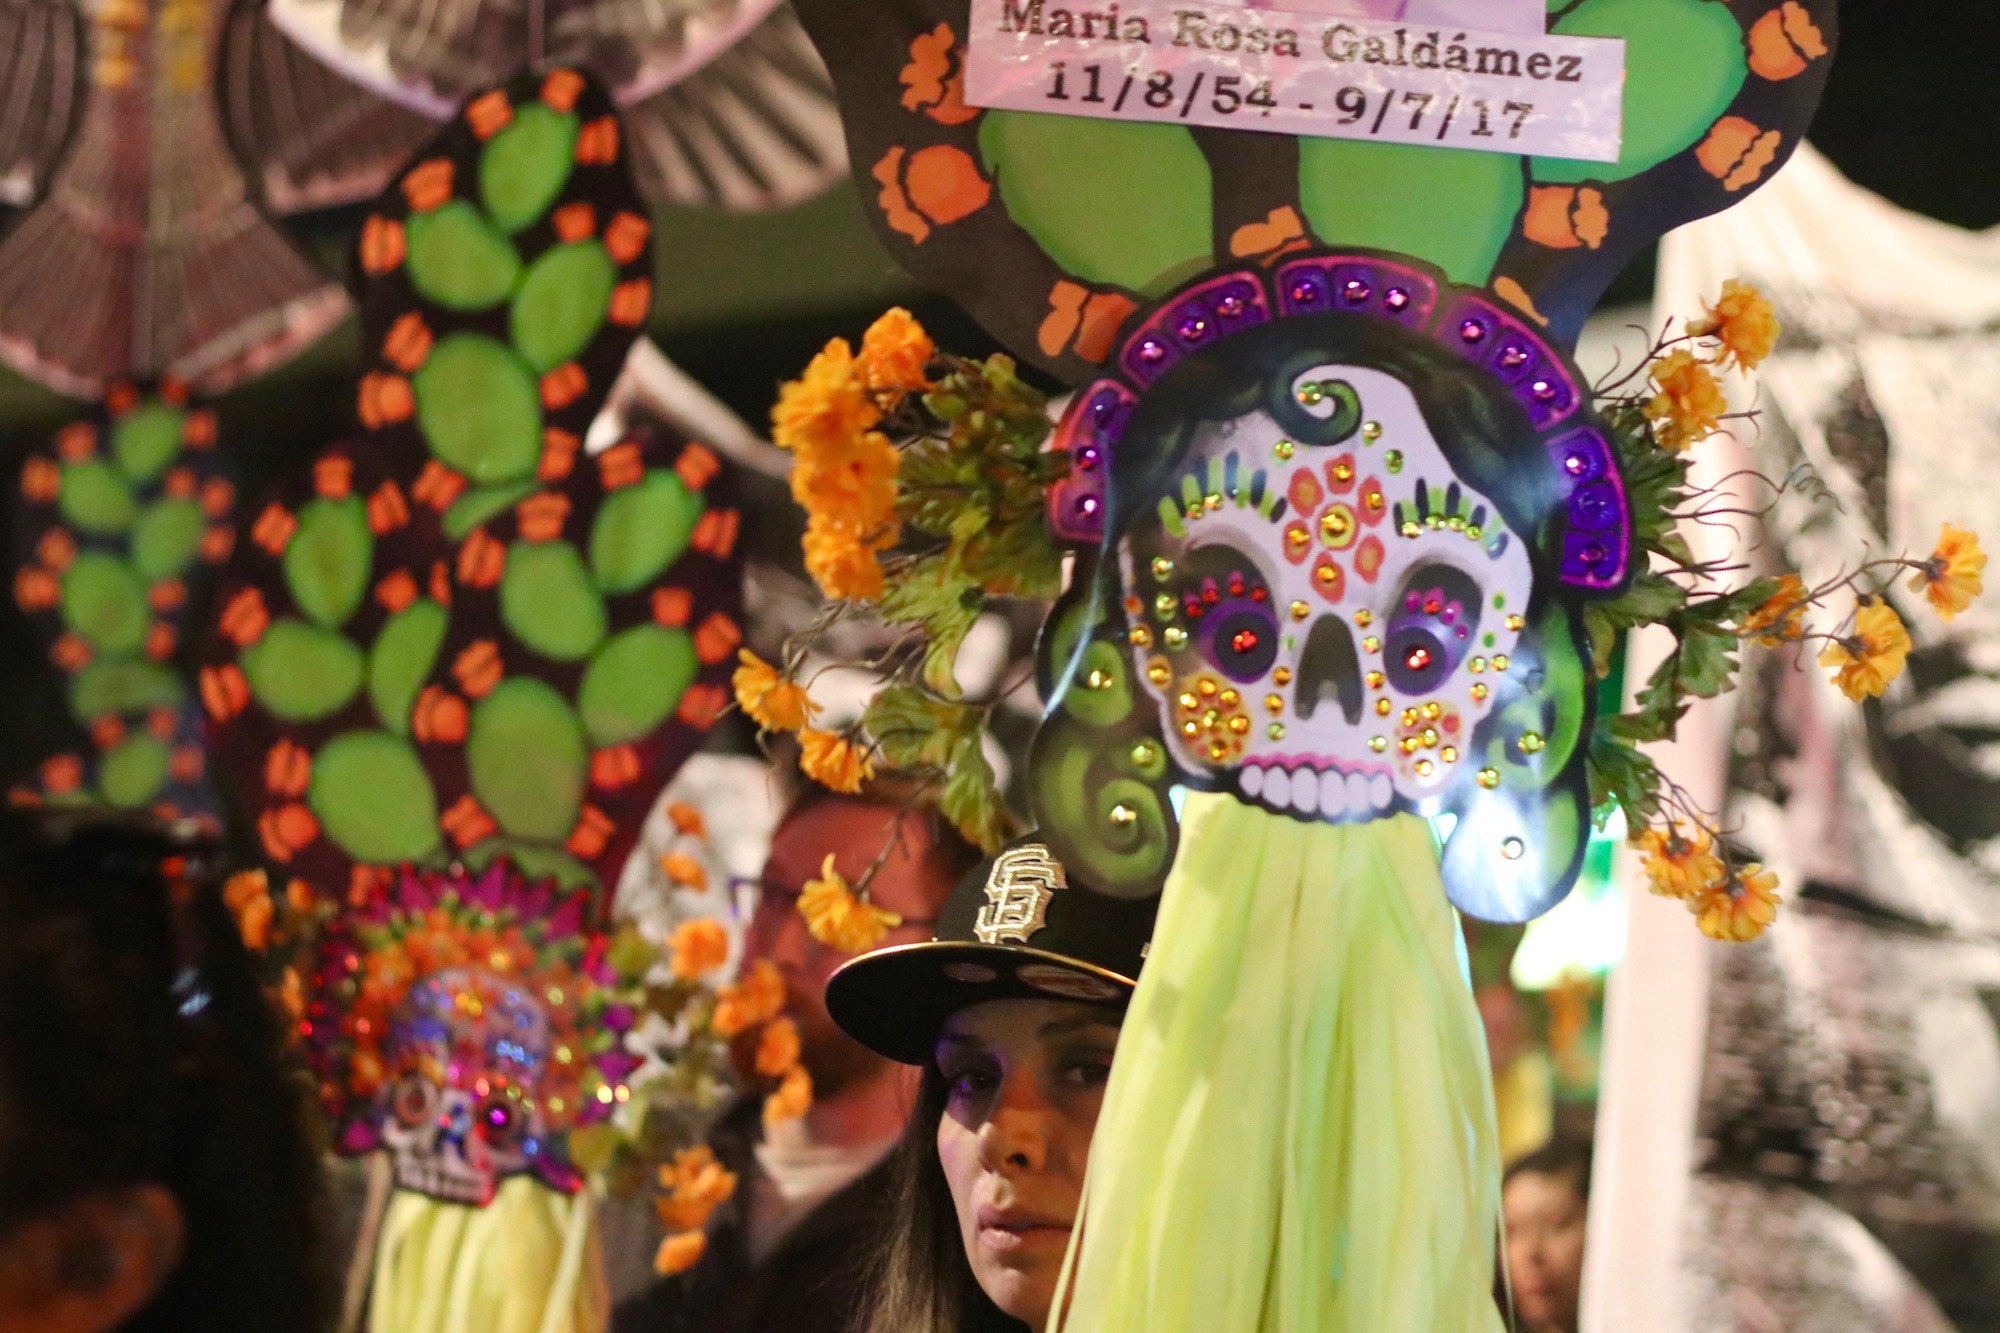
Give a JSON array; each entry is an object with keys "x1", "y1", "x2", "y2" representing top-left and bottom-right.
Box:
[{"x1": 2, "y1": 1, "x2": 1997, "y2": 790}]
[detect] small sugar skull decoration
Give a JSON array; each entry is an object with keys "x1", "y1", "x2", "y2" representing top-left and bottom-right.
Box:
[
  {"x1": 1033, "y1": 254, "x2": 1629, "y2": 922},
  {"x1": 305, "y1": 861, "x2": 642, "y2": 1203}
]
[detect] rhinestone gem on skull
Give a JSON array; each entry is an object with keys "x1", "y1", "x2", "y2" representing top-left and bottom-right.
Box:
[{"x1": 1119, "y1": 365, "x2": 1532, "y2": 821}]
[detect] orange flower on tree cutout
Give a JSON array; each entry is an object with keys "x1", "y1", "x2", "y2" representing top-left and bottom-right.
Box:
[
  {"x1": 1908, "y1": 523, "x2": 1985, "y2": 622},
  {"x1": 797, "y1": 854, "x2": 902, "y2": 954},
  {"x1": 1818, "y1": 599, "x2": 1911, "y2": 701},
  {"x1": 732, "y1": 650, "x2": 817, "y2": 733}
]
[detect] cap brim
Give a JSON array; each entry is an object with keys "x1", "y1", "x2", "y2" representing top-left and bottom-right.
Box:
[{"x1": 825, "y1": 940, "x2": 1137, "y2": 1065}]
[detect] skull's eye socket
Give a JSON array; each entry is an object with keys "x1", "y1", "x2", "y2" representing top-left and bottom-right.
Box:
[
  {"x1": 478, "y1": 1096, "x2": 526, "y2": 1150},
  {"x1": 392, "y1": 1076, "x2": 439, "y2": 1127},
  {"x1": 1207, "y1": 606, "x2": 1278, "y2": 682},
  {"x1": 1384, "y1": 563, "x2": 1481, "y2": 695}
]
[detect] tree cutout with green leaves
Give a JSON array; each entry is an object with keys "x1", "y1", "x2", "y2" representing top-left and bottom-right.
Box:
[
  {"x1": 200, "y1": 70, "x2": 743, "y2": 904},
  {"x1": 9, "y1": 384, "x2": 235, "y2": 820}
]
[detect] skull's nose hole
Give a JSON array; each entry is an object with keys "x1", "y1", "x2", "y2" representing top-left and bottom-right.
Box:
[{"x1": 1295, "y1": 615, "x2": 1363, "y2": 725}]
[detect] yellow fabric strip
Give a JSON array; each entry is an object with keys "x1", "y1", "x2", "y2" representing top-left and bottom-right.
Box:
[
  {"x1": 1055, "y1": 793, "x2": 1503, "y2": 1333},
  {"x1": 368, "y1": 1178, "x2": 605, "y2": 1333}
]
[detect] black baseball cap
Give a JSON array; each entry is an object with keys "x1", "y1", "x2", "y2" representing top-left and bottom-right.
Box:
[{"x1": 824, "y1": 836, "x2": 1157, "y2": 1065}]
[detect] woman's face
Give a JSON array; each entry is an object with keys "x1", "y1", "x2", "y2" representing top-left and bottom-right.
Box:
[
  {"x1": 1503, "y1": 1169, "x2": 1587, "y2": 1333},
  {"x1": 933, "y1": 997, "x2": 1121, "y2": 1330}
]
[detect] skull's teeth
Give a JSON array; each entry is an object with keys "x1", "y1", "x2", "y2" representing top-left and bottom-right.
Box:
[{"x1": 1241, "y1": 763, "x2": 1393, "y2": 818}]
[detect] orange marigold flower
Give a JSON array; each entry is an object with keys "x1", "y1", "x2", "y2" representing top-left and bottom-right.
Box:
[
  {"x1": 661, "y1": 850, "x2": 709, "y2": 890},
  {"x1": 802, "y1": 515, "x2": 887, "y2": 604},
  {"x1": 654, "y1": 1231, "x2": 707, "y2": 1278},
  {"x1": 162, "y1": 467, "x2": 195, "y2": 499},
  {"x1": 440, "y1": 794, "x2": 497, "y2": 850},
  {"x1": 1642, "y1": 349, "x2": 1728, "y2": 452},
  {"x1": 199, "y1": 526, "x2": 235, "y2": 564},
  {"x1": 551, "y1": 202, "x2": 596, "y2": 242},
  {"x1": 144, "y1": 623, "x2": 176, "y2": 662},
  {"x1": 667, "y1": 802, "x2": 706, "y2": 836},
  {"x1": 1630, "y1": 822, "x2": 1725, "y2": 901},
  {"x1": 452, "y1": 640, "x2": 504, "y2": 699},
  {"x1": 89, "y1": 715, "x2": 125, "y2": 750},
  {"x1": 1739, "y1": 573, "x2": 1809, "y2": 647},
  {"x1": 1908, "y1": 523, "x2": 1985, "y2": 622},
  {"x1": 566, "y1": 804, "x2": 615, "y2": 859},
  {"x1": 258, "y1": 803, "x2": 318, "y2": 863},
  {"x1": 762, "y1": 1064, "x2": 813, "y2": 1126},
  {"x1": 590, "y1": 744, "x2": 641, "y2": 790},
  {"x1": 711, "y1": 959, "x2": 786, "y2": 1037},
  {"x1": 799, "y1": 729, "x2": 873, "y2": 796},
  {"x1": 457, "y1": 527, "x2": 506, "y2": 589},
  {"x1": 678, "y1": 683, "x2": 728, "y2": 729},
  {"x1": 755, "y1": 1016, "x2": 802, "y2": 1078},
  {"x1": 656, "y1": 1144, "x2": 737, "y2": 1232},
  {"x1": 182, "y1": 408, "x2": 217, "y2": 449},
  {"x1": 732, "y1": 650, "x2": 817, "y2": 733},
  {"x1": 199, "y1": 664, "x2": 249, "y2": 721},
  {"x1": 772, "y1": 339, "x2": 878, "y2": 456},
  {"x1": 797, "y1": 853, "x2": 902, "y2": 953},
  {"x1": 668, "y1": 918, "x2": 730, "y2": 980},
  {"x1": 375, "y1": 569, "x2": 418, "y2": 614},
  {"x1": 858, "y1": 307, "x2": 935, "y2": 395},
  {"x1": 1692, "y1": 862, "x2": 1782, "y2": 942},
  {"x1": 223, "y1": 869, "x2": 274, "y2": 951},
  {"x1": 1686, "y1": 279, "x2": 1779, "y2": 372},
  {"x1": 790, "y1": 430, "x2": 900, "y2": 533},
  {"x1": 1818, "y1": 599, "x2": 1911, "y2": 701}
]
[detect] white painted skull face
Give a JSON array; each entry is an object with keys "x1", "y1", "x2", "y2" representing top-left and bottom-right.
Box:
[
  {"x1": 378, "y1": 967, "x2": 553, "y2": 1204},
  {"x1": 1119, "y1": 365, "x2": 1535, "y2": 820}
]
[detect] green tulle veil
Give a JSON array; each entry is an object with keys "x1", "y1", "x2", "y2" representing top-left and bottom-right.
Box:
[{"x1": 1053, "y1": 795, "x2": 1502, "y2": 1333}]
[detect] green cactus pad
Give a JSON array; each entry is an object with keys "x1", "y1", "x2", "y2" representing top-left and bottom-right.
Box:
[
  {"x1": 577, "y1": 624, "x2": 696, "y2": 746},
  {"x1": 283, "y1": 496, "x2": 373, "y2": 628},
  {"x1": 241, "y1": 619, "x2": 366, "y2": 721},
  {"x1": 978, "y1": 112, "x2": 1213, "y2": 296},
  {"x1": 511, "y1": 241, "x2": 617, "y2": 372},
  {"x1": 96, "y1": 733, "x2": 171, "y2": 809},
  {"x1": 405, "y1": 200, "x2": 524, "y2": 311},
  {"x1": 1298, "y1": 140, "x2": 1523, "y2": 286},
  {"x1": 130, "y1": 497, "x2": 207, "y2": 582},
  {"x1": 459, "y1": 837, "x2": 597, "y2": 891},
  {"x1": 60, "y1": 551, "x2": 149, "y2": 654},
  {"x1": 499, "y1": 541, "x2": 607, "y2": 661},
  {"x1": 368, "y1": 599, "x2": 450, "y2": 735},
  {"x1": 589, "y1": 470, "x2": 703, "y2": 594},
  {"x1": 58, "y1": 461, "x2": 137, "y2": 535},
  {"x1": 308, "y1": 731, "x2": 444, "y2": 864},
  {"x1": 70, "y1": 658, "x2": 184, "y2": 720},
  {"x1": 479, "y1": 103, "x2": 580, "y2": 234},
  {"x1": 1536, "y1": 0, "x2": 1747, "y2": 185},
  {"x1": 413, "y1": 333, "x2": 543, "y2": 484},
  {"x1": 466, "y1": 677, "x2": 587, "y2": 841},
  {"x1": 443, "y1": 481, "x2": 540, "y2": 542},
  {"x1": 109, "y1": 402, "x2": 186, "y2": 485}
]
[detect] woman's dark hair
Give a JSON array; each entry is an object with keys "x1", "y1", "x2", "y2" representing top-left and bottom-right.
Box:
[
  {"x1": 856, "y1": 1064, "x2": 1028, "y2": 1333},
  {"x1": 0, "y1": 808, "x2": 323, "y2": 1332},
  {"x1": 1503, "y1": 1137, "x2": 1594, "y2": 1203}
]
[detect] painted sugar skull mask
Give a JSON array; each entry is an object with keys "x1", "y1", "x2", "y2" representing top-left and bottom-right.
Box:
[{"x1": 1036, "y1": 256, "x2": 1629, "y2": 920}]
